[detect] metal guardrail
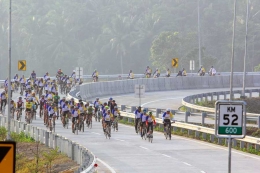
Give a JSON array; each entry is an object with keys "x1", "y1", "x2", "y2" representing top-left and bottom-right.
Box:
[
  {"x1": 182, "y1": 89, "x2": 260, "y2": 118},
  {"x1": 0, "y1": 115, "x2": 96, "y2": 173}
]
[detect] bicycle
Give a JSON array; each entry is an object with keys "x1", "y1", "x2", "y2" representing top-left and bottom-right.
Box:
[
  {"x1": 136, "y1": 119, "x2": 141, "y2": 134},
  {"x1": 26, "y1": 110, "x2": 32, "y2": 124},
  {"x1": 64, "y1": 113, "x2": 69, "y2": 129},
  {"x1": 164, "y1": 120, "x2": 175, "y2": 140},
  {"x1": 31, "y1": 103, "x2": 37, "y2": 121},
  {"x1": 73, "y1": 119, "x2": 79, "y2": 135},
  {"x1": 112, "y1": 116, "x2": 119, "y2": 131},
  {"x1": 16, "y1": 108, "x2": 23, "y2": 121},
  {"x1": 104, "y1": 122, "x2": 111, "y2": 139},
  {"x1": 79, "y1": 115, "x2": 85, "y2": 132},
  {"x1": 86, "y1": 113, "x2": 92, "y2": 129},
  {"x1": 141, "y1": 123, "x2": 147, "y2": 140},
  {"x1": 147, "y1": 123, "x2": 154, "y2": 143},
  {"x1": 10, "y1": 107, "x2": 15, "y2": 119},
  {"x1": 48, "y1": 115, "x2": 56, "y2": 132}
]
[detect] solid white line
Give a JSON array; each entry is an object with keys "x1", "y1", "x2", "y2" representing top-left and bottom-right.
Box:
[
  {"x1": 141, "y1": 97, "x2": 184, "y2": 107},
  {"x1": 96, "y1": 158, "x2": 117, "y2": 173},
  {"x1": 115, "y1": 138, "x2": 125, "y2": 142},
  {"x1": 139, "y1": 146, "x2": 149, "y2": 150},
  {"x1": 91, "y1": 132, "x2": 101, "y2": 135},
  {"x1": 183, "y1": 162, "x2": 192, "y2": 166},
  {"x1": 161, "y1": 154, "x2": 171, "y2": 158},
  {"x1": 201, "y1": 171, "x2": 206, "y2": 173}
]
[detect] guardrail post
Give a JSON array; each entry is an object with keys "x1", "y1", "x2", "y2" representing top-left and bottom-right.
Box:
[
  {"x1": 45, "y1": 131, "x2": 49, "y2": 147},
  {"x1": 240, "y1": 141, "x2": 245, "y2": 149},
  {"x1": 210, "y1": 135, "x2": 215, "y2": 143},
  {"x1": 257, "y1": 116, "x2": 260, "y2": 128},
  {"x1": 224, "y1": 92, "x2": 227, "y2": 100},
  {"x1": 201, "y1": 112, "x2": 207, "y2": 126},
  {"x1": 247, "y1": 143, "x2": 252, "y2": 150},
  {"x1": 121, "y1": 105, "x2": 126, "y2": 111},
  {"x1": 202, "y1": 133, "x2": 207, "y2": 140},
  {"x1": 131, "y1": 106, "x2": 136, "y2": 113},
  {"x1": 156, "y1": 109, "x2": 161, "y2": 118},
  {"x1": 195, "y1": 131, "x2": 200, "y2": 138},
  {"x1": 218, "y1": 138, "x2": 222, "y2": 145},
  {"x1": 210, "y1": 93, "x2": 214, "y2": 101},
  {"x1": 232, "y1": 139, "x2": 237, "y2": 147},
  {"x1": 255, "y1": 144, "x2": 259, "y2": 151},
  {"x1": 185, "y1": 112, "x2": 190, "y2": 123},
  {"x1": 216, "y1": 93, "x2": 220, "y2": 100},
  {"x1": 249, "y1": 91, "x2": 252, "y2": 98}
]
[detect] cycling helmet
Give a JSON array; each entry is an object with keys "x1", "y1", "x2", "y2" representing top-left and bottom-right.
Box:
[
  {"x1": 105, "y1": 106, "x2": 109, "y2": 109},
  {"x1": 104, "y1": 102, "x2": 107, "y2": 105},
  {"x1": 19, "y1": 96, "x2": 22, "y2": 99},
  {"x1": 143, "y1": 108, "x2": 148, "y2": 112},
  {"x1": 96, "y1": 97, "x2": 99, "y2": 100},
  {"x1": 149, "y1": 112, "x2": 152, "y2": 115},
  {"x1": 166, "y1": 108, "x2": 171, "y2": 112},
  {"x1": 41, "y1": 95, "x2": 45, "y2": 97},
  {"x1": 79, "y1": 99, "x2": 82, "y2": 102},
  {"x1": 138, "y1": 106, "x2": 141, "y2": 109},
  {"x1": 29, "y1": 98, "x2": 34, "y2": 102},
  {"x1": 75, "y1": 106, "x2": 79, "y2": 109},
  {"x1": 109, "y1": 97, "x2": 113, "y2": 101}
]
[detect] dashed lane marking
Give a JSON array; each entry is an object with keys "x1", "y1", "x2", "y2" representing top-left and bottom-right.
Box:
[
  {"x1": 139, "y1": 146, "x2": 149, "y2": 150},
  {"x1": 161, "y1": 154, "x2": 171, "y2": 158},
  {"x1": 183, "y1": 162, "x2": 192, "y2": 166}
]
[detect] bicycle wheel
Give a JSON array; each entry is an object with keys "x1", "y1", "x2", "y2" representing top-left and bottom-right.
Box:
[
  {"x1": 66, "y1": 117, "x2": 69, "y2": 129},
  {"x1": 90, "y1": 119, "x2": 92, "y2": 129},
  {"x1": 53, "y1": 122, "x2": 55, "y2": 132},
  {"x1": 75, "y1": 123, "x2": 78, "y2": 135},
  {"x1": 82, "y1": 122, "x2": 84, "y2": 132},
  {"x1": 144, "y1": 129, "x2": 147, "y2": 140}
]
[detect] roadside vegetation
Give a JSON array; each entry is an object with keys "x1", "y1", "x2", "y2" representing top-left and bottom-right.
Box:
[{"x1": 0, "y1": 127, "x2": 78, "y2": 173}]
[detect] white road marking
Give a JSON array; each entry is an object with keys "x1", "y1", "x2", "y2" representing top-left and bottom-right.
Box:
[
  {"x1": 139, "y1": 146, "x2": 149, "y2": 150},
  {"x1": 161, "y1": 154, "x2": 171, "y2": 158},
  {"x1": 201, "y1": 171, "x2": 206, "y2": 173},
  {"x1": 91, "y1": 132, "x2": 101, "y2": 135},
  {"x1": 141, "y1": 97, "x2": 184, "y2": 107},
  {"x1": 183, "y1": 162, "x2": 192, "y2": 166},
  {"x1": 115, "y1": 138, "x2": 125, "y2": 142},
  {"x1": 96, "y1": 158, "x2": 117, "y2": 173}
]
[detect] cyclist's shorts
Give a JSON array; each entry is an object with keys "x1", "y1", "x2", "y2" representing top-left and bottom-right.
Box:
[
  {"x1": 80, "y1": 113, "x2": 85, "y2": 116},
  {"x1": 26, "y1": 108, "x2": 31, "y2": 112},
  {"x1": 105, "y1": 121, "x2": 111, "y2": 126},
  {"x1": 62, "y1": 111, "x2": 69, "y2": 116},
  {"x1": 164, "y1": 119, "x2": 170, "y2": 124},
  {"x1": 49, "y1": 113, "x2": 55, "y2": 119},
  {"x1": 72, "y1": 116, "x2": 79, "y2": 123}
]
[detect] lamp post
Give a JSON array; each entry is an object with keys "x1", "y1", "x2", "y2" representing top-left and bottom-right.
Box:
[
  {"x1": 7, "y1": 0, "x2": 12, "y2": 140},
  {"x1": 197, "y1": 0, "x2": 201, "y2": 67},
  {"x1": 241, "y1": 0, "x2": 250, "y2": 98}
]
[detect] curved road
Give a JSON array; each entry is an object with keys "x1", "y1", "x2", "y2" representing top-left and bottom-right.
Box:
[{"x1": 2, "y1": 88, "x2": 260, "y2": 173}]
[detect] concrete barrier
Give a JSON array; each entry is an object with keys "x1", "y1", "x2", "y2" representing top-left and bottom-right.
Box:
[{"x1": 79, "y1": 75, "x2": 260, "y2": 99}]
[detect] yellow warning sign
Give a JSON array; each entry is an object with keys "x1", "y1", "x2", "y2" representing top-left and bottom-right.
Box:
[
  {"x1": 0, "y1": 141, "x2": 16, "y2": 173},
  {"x1": 18, "y1": 60, "x2": 26, "y2": 71},
  {"x1": 172, "y1": 58, "x2": 178, "y2": 67}
]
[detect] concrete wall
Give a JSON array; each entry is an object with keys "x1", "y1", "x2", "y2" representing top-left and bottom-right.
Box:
[{"x1": 80, "y1": 75, "x2": 260, "y2": 100}]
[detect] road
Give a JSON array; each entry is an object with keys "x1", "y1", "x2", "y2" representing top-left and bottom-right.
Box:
[{"x1": 1, "y1": 88, "x2": 260, "y2": 173}]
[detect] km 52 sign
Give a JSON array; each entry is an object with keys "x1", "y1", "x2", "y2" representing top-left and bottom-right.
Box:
[{"x1": 215, "y1": 101, "x2": 246, "y2": 138}]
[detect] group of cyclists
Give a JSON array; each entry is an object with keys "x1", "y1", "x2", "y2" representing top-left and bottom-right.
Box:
[{"x1": 197, "y1": 65, "x2": 217, "y2": 76}]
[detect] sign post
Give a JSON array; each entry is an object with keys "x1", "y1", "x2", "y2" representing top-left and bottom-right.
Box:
[
  {"x1": 190, "y1": 60, "x2": 195, "y2": 74},
  {"x1": 172, "y1": 58, "x2": 178, "y2": 68},
  {"x1": 215, "y1": 101, "x2": 246, "y2": 173},
  {"x1": 135, "y1": 84, "x2": 145, "y2": 106},
  {"x1": 75, "y1": 67, "x2": 83, "y2": 79}
]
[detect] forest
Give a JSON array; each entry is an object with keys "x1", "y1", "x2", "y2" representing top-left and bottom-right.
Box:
[{"x1": 0, "y1": 0, "x2": 259, "y2": 78}]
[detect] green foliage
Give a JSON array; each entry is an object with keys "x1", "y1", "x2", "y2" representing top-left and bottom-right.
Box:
[
  {"x1": 43, "y1": 147, "x2": 60, "y2": 173},
  {"x1": 11, "y1": 131, "x2": 34, "y2": 142},
  {"x1": 254, "y1": 64, "x2": 260, "y2": 72},
  {"x1": 0, "y1": 127, "x2": 7, "y2": 141}
]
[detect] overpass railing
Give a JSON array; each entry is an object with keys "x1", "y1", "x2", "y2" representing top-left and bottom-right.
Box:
[{"x1": 0, "y1": 115, "x2": 96, "y2": 173}]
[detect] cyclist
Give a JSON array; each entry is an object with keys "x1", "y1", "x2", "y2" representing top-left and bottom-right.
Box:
[
  {"x1": 39, "y1": 95, "x2": 46, "y2": 118},
  {"x1": 0, "y1": 90, "x2": 7, "y2": 112},
  {"x1": 25, "y1": 98, "x2": 33, "y2": 122},
  {"x1": 128, "y1": 70, "x2": 134, "y2": 79},
  {"x1": 134, "y1": 106, "x2": 142, "y2": 133},
  {"x1": 16, "y1": 97, "x2": 24, "y2": 120},
  {"x1": 147, "y1": 112, "x2": 156, "y2": 136},
  {"x1": 153, "y1": 68, "x2": 160, "y2": 78},
  {"x1": 208, "y1": 66, "x2": 216, "y2": 76},
  {"x1": 182, "y1": 68, "x2": 187, "y2": 76},
  {"x1": 31, "y1": 93, "x2": 39, "y2": 115},
  {"x1": 19, "y1": 75, "x2": 26, "y2": 94},
  {"x1": 198, "y1": 65, "x2": 205, "y2": 76},
  {"x1": 71, "y1": 106, "x2": 79, "y2": 133},
  {"x1": 108, "y1": 98, "x2": 113, "y2": 107},
  {"x1": 48, "y1": 103, "x2": 56, "y2": 128},
  {"x1": 9, "y1": 100, "x2": 16, "y2": 118},
  {"x1": 103, "y1": 109, "x2": 113, "y2": 137},
  {"x1": 51, "y1": 83, "x2": 58, "y2": 94},
  {"x1": 93, "y1": 98, "x2": 102, "y2": 114},
  {"x1": 31, "y1": 70, "x2": 37, "y2": 82},
  {"x1": 44, "y1": 72, "x2": 50, "y2": 81},
  {"x1": 101, "y1": 102, "x2": 108, "y2": 114},
  {"x1": 140, "y1": 108, "x2": 148, "y2": 137},
  {"x1": 61, "y1": 101, "x2": 70, "y2": 126},
  {"x1": 92, "y1": 69, "x2": 99, "y2": 82},
  {"x1": 166, "y1": 68, "x2": 171, "y2": 77},
  {"x1": 38, "y1": 78, "x2": 44, "y2": 93},
  {"x1": 25, "y1": 81, "x2": 32, "y2": 91},
  {"x1": 110, "y1": 100, "x2": 117, "y2": 112},
  {"x1": 87, "y1": 104, "x2": 93, "y2": 124},
  {"x1": 162, "y1": 108, "x2": 174, "y2": 132},
  {"x1": 69, "y1": 98, "x2": 76, "y2": 110},
  {"x1": 52, "y1": 92, "x2": 60, "y2": 115},
  {"x1": 24, "y1": 90, "x2": 31, "y2": 100},
  {"x1": 13, "y1": 74, "x2": 19, "y2": 90},
  {"x1": 112, "y1": 106, "x2": 120, "y2": 131},
  {"x1": 145, "y1": 66, "x2": 152, "y2": 78},
  {"x1": 59, "y1": 97, "x2": 66, "y2": 114}
]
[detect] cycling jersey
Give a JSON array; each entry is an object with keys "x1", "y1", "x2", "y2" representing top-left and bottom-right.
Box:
[
  {"x1": 44, "y1": 75, "x2": 50, "y2": 81},
  {"x1": 69, "y1": 101, "x2": 75, "y2": 107},
  {"x1": 71, "y1": 110, "x2": 79, "y2": 117},
  {"x1": 92, "y1": 71, "x2": 98, "y2": 77},
  {"x1": 25, "y1": 84, "x2": 31, "y2": 90},
  {"x1": 45, "y1": 93, "x2": 53, "y2": 101},
  {"x1": 93, "y1": 101, "x2": 101, "y2": 108},
  {"x1": 140, "y1": 114, "x2": 148, "y2": 122},
  {"x1": 162, "y1": 112, "x2": 173, "y2": 120},
  {"x1": 71, "y1": 73, "x2": 76, "y2": 79},
  {"x1": 87, "y1": 107, "x2": 93, "y2": 114},
  {"x1": 14, "y1": 75, "x2": 19, "y2": 81},
  {"x1": 147, "y1": 115, "x2": 155, "y2": 123},
  {"x1": 53, "y1": 95, "x2": 60, "y2": 103},
  {"x1": 51, "y1": 86, "x2": 57, "y2": 93},
  {"x1": 31, "y1": 72, "x2": 36, "y2": 79},
  {"x1": 134, "y1": 110, "x2": 142, "y2": 119},
  {"x1": 24, "y1": 93, "x2": 31, "y2": 99},
  {"x1": 0, "y1": 92, "x2": 7, "y2": 100},
  {"x1": 10, "y1": 103, "x2": 16, "y2": 109},
  {"x1": 112, "y1": 110, "x2": 120, "y2": 116},
  {"x1": 26, "y1": 102, "x2": 33, "y2": 109},
  {"x1": 78, "y1": 106, "x2": 86, "y2": 114},
  {"x1": 62, "y1": 104, "x2": 69, "y2": 112},
  {"x1": 48, "y1": 106, "x2": 55, "y2": 115},
  {"x1": 19, "y1": 77, "x2": 26, "y2": 83},
  {"x1": 17, "y1": 101, "x2": 23, "y2": 108},
  {"x1": 59, "y1": 100, "x2": 65, "y2": 108},
  {"x1": 103, "y1": 113, "x2": 113, "y2": 121}
]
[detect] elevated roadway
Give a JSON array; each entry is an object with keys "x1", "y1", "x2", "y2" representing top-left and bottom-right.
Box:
[{"x1": 1, "y1": 89, "x2": 260, "y2": 173}]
